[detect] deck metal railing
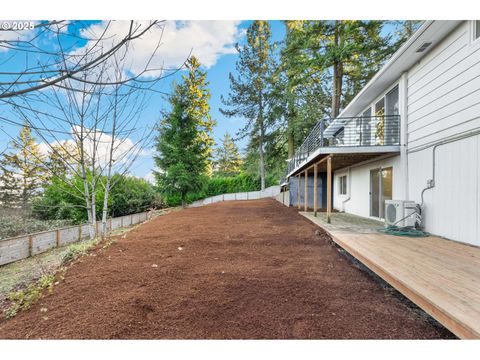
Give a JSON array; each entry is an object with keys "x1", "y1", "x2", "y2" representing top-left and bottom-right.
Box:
[{"x1": 286, "y1": 115, "x2": 400, "y2": 175}]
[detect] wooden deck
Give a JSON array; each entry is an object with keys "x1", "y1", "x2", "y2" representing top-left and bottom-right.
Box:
[{"x1": 301, "y1": 212, "x2": 480, "y2": 339}]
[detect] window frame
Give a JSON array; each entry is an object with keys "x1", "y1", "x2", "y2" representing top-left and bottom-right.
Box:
[
  {"x1": 470, "y1": 20, "x2": 480, "y2": 46},
  {"x1": 339, "y1": 175, "x2": 347, "y2": 196}
]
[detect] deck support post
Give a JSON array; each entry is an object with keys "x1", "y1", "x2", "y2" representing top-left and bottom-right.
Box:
[
  {"x1": 313, "y1": 163, "x2": 318, "y2": 217},
  {"x1": 297, "y1": 174, "x2": 301, "y2": 209},
  {"x1": 304, "y1": 170, "x2": 308, "y2": 212},
  {"x1": 327, "y1": 155, "x2": 332, "y2": 224}
]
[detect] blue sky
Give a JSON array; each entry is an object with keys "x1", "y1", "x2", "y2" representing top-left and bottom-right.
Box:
[
  {"x1": 134, "y1": 20, "x2": 287, "y2": 181},
  {"x1": 0, "y1": 20, "x2": 399, "y2": 181}
]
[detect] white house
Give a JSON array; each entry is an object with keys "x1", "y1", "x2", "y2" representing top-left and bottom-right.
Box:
[{"x1": 287, "y1": 20, "x2": 480, "y2": 247}]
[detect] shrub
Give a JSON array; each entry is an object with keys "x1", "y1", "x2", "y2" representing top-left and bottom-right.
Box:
[
  {"x1": 32, "y1": 174, "x2": 160, "y2": 222},
  {"x1": 0, "y1": 216, "x2": 73, "y2": 240},
  {"x1": 5, "y1": 273, "x2": 56, "y2": 319},
  {"x1": 160, "y1": 172, "x2": 278, "y2": 206}
]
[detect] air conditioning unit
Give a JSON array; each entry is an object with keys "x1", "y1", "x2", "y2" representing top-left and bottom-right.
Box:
[{"x1": 385, "y1": 200, "x2": 417, "y2": 228}]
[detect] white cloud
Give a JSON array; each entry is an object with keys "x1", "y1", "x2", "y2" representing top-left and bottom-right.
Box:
[
  {"x1": 39, "y1": 126, "x2": 150, "y2": 170},
  {"x1": 143, "y1": 171, "x2": 155, "y2": 184},
  {"x1": 75, "y1": 20, "x2": 242, "y2": 73},
  {"x1": 0, "y1": 21, "x2": 39, "y2": 52}
]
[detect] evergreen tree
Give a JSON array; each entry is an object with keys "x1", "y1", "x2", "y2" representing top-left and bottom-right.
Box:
[
  {"x1": 0, "y1": 165, "x2": 21, "y2": 207},
  {"x1": 220, "y1": 20, "x2": 277, "y2": 190},
  {"x1": 154, "y1": 85, "x2": 205, "y2": 207},
  {"x1": 393, "y1": 20, "x2": 424, "y2": 46},
  {"x1": 183, "y1": 56, "x2": 215, "y2": 176},
  {"x1": 0, "y1": 124, "x2": 47, "y2": 210},
  {"x1": 272, "y1": 21, "x2": 331, "y2": 160},
  {"x1": 282, "y1": 21, "x2": 397, "y2": 119},
  {"x1": 47, "y1": 140, "x2": 80, "y2": 178},
  {"x1": 214, "y1": 132, "x2": 243, "y2": 176}
]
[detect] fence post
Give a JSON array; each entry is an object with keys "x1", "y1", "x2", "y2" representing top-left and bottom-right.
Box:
[
  {"x1": 56, "y1": 229, "x2": 60, "y2": 248},
  {"x1": 28, "y1": 235, "x2": 33, "y2": 257},
  {"x1": 78, "y1": 225, "x2": 82, "y2": 241}
]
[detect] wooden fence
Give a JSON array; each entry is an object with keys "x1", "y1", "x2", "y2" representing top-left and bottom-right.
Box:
[{"x1": 0, "y1": 212, "x2": 150, "y2": 266}]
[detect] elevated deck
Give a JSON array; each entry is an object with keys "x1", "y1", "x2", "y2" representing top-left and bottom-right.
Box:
[{"x1": 301, "y1": 212, "x2": 480, "y2": 339}]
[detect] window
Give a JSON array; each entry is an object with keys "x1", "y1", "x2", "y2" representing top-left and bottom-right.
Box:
[
  {"x1": 339, "y1": 175, "x2": 347, "y2": 195},
  {"x1": 361, "y1": 108, "x2": 372, "y2": 146},
  {"x1": 374, "y1": 98, "x2": 385, "y2": 145},
  {"x1": 385, "y1": 85, "x2": 399, "y2": 145},
  {"x1": 333, "y1": 127, "x2": 345, "y2": 145},
  {"x1": 476, "y1": 20, "x2": 480, "y2": 40}
]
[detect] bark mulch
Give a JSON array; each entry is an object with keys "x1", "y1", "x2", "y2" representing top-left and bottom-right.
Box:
[{"x1": 0, "y1": 199, "x2": 455, "y2": 339}]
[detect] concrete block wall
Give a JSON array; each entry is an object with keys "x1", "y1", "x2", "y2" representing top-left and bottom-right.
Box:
[
  {"x1": 275, "y1": 190, "x2": 290, "y2": 206},
  {"x1": 189, "y1": 185, "x2": 281, "y2": 207},
  {"x1": 0, "y1": 211, "x2": 150, "y2": 266}
]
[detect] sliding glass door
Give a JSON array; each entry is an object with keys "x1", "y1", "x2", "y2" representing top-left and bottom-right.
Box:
[{"x1": 370, "y1": 167, "x2": 393, "y2": 218}]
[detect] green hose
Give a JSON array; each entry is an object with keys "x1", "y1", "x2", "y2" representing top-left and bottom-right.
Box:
[{"x1": 378, "y1": 225, "x2": 429, "y2": 237}]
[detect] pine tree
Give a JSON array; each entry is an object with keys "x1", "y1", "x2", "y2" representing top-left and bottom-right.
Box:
[
  {"x1": 273, "y1": 21, "x2": 331, "y2": 160},
  {"x1": 154, "y1": 85, "x2": 205, "y2": 207},
  {"x1": 282, "y1": 21, "x2": 396, "y2": 119},
  {"x1": 0, "y1": 124, "x2": 47, "y2": 210},
  {"x1": 214, "y1": 132, "x2": 243, "y2": 176},
  {"x1": 394, "y1": 21, "x2": 423, "y2": 46},
  {"x1": 221, "y1": 20, "x2": 277, "y2": 190},
  {"x1": 0, "y1": 165, "x2": 21, "y2": 207},
  {"x1": 183, "y1": 56, "x2": 215, "y2": 176},
  {"x1": 48, "y1": 140, "x2": 80, "y2": 178}
]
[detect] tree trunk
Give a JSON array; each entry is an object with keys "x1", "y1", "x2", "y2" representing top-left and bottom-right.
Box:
[
  {"x1": 81, "y1": 175, "x2": 95, "y2": 239},
  {"x1": 287, "y1": 94, "x2": 295, "y2": 159},
  {"x1": 90, "y1": 183, "x2": 97, "y2": 238},
  {"x1": 259, "y1": 123, "x2": 266, "y2": 190},
  {"x1": 258, "y1": 91, "x2": 266, "y2": 191},
  {"x1": 331, "y1": 21, "x2": 343, "y2": 119},
  {"x1": 287, "y1": 132, "x2": 295, "y2": 159},
  {"x1": 101, "y1": 179, "x2": 111, "y2": 238}
]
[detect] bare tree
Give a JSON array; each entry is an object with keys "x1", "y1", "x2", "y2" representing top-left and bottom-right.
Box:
[{"x1": 0, "y1": 20, "x2": 187, "y2": 239}]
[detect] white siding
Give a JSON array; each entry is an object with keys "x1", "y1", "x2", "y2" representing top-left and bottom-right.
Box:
[
  {"x1": 407, "y1": 135, "x2": 480, "y2": 246},
  {"x1": 406, "y1": 21, "x2": 480, "y2": 246},
  {"x1": 333, "y1": 156, "x2": 403, "y2": 219},
  {"x1": 407, "y1": 22, "x2": 480, "y2": 149}
]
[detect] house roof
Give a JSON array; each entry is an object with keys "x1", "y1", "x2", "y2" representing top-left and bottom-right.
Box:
[{"x1": 323, "y1": 20, "x2": 463, "y2": 138}]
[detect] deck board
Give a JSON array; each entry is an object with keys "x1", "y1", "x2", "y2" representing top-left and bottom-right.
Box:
[{"x1": 301, "y1": 212, "x2": 480, "y2": 339}]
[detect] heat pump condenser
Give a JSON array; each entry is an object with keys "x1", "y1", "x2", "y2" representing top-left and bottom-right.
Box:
[{"x1": 384, "y1": 200, "x2": 417, "y2": 228}]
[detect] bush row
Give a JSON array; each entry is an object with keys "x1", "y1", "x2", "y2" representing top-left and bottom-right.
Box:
[{"x1": 161, "y1": 173, "x2": 278, "y2": 206}]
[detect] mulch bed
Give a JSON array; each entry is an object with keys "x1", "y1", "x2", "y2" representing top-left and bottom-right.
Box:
[{"x1": 0, "y1": 199, "x2": 455, "y2": 339}]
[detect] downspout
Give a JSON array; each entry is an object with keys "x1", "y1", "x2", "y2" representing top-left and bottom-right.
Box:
[
  {"x1": 341, "y1": 166, "x2": 352, "y2": 212},
  {"x1": 400, "y1": 72, "x2": 409, "y2": 200}
]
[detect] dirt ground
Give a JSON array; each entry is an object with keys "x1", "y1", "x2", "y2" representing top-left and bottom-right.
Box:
[{"x1": 0, "y1": 199, "x2": 454, "y2": 339}]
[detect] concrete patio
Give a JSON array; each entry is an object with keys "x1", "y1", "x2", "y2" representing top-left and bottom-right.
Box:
[{"x1": 300, "y1": 211, "x2": 384, "y2": 234}]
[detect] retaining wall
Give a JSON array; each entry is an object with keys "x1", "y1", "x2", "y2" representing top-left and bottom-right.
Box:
[
  {"x1": 275, "y1": 190, "x2": 290, "y2": 207},
  {"x1": 189, "y1": 185, "x2": 281, "y2": 207},
  {"x1": 0, "y1": 211, "x2": 150, "y2": 266}
]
